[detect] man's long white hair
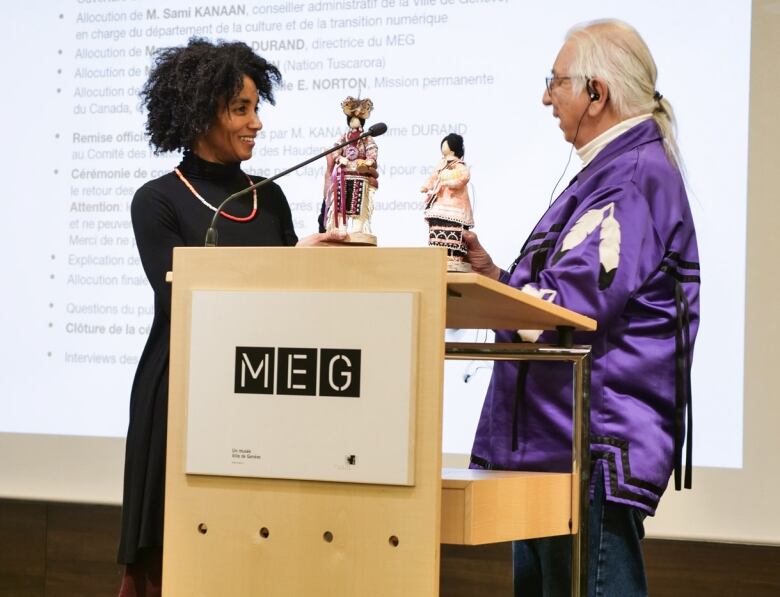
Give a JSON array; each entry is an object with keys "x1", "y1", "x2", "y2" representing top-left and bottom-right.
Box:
[{"x1": 566, "y1": 19, "x2": 683, "y2": 172}]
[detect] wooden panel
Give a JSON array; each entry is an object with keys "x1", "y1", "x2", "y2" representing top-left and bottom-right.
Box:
[
  {"x1": 644, "y1": 539, "x2": 780, "y2": 597},
  {"x1": 441, "y1": 469, "x2": 571, "y2": 545},
  {"x1": 2, "y1": 500, "x2": 780, "y2": 597},
  {"x1": 441, "y1": 539, "x2": 780, "y2": 597},
  {"x1": 164, "y1": 247, "x2": 447, "y2": 597},
  {"x1": 440, "y1": 543, "x2": 512, "y2": 597},
  {"x1": 446, "y1": 273, "x2": 596, "y2": 331},
  {"x1": 45, "y1": 560, "x2": 122, "y2": 597},
  {"x1": 47, "y1": 502, "x2": 122, "y2": 562},
  {"x1": 45, "y1": 503, "x2": 123, "y2": 597},
  {"x1": 0, "y1": 500, "x2": 45, "y2": 597}
]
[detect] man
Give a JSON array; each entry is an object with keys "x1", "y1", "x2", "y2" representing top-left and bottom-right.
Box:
[{"x1": 465, "y1": 20, "x2": 700, "y2": 596}]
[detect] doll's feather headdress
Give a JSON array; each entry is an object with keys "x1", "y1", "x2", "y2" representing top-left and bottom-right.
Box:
[{"x1": 341, "y1": 96, "x2": 374, "y2": 120}]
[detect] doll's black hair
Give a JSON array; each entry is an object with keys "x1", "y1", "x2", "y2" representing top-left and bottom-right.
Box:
[{"x1": 442, "y1": 133, "x2": 465, "y2": 158}]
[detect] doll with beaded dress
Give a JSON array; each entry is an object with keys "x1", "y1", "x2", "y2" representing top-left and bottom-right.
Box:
[
  {"x1": 422, "y1": 133, "x2": 473, "y2": 271},
  {"x1": 323, "y1": 96, "x2": 378, "y2": 245}
]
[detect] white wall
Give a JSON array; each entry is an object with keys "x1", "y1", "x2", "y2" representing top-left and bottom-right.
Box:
[{"x1": 641, "y1": 0, "x2": 780, "y2": 544}]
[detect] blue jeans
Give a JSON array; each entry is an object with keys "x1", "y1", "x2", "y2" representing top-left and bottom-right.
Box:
[{"x1": 513, "y1": 471, "x2": 648, "y2": 596}]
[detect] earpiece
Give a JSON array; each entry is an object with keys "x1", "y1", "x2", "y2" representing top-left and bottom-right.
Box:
[{"x1": 586, "y1": 79, "x2": 600, "y2": 101}]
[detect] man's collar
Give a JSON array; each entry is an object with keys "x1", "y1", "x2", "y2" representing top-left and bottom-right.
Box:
[
  {"x1": 577, "y1": 114, "x2": 653, "y2": 166},
  {"x1": 577, "y1": 118, "x2": 662, "y2": 185}
]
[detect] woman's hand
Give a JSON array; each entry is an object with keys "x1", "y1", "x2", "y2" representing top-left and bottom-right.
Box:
[
  {"x1": 365, "y1": 165, "x2": 379, "y2": 189},
  {"x1": 463, "y1": 231, "x2": 501, "y2": 280},
  {"x1": 296, "y1": 229, "x2": 347, "y2": 247}
]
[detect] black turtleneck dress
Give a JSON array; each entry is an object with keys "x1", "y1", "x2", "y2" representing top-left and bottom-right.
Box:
[{"x1": 117, "y1": 153, "x2": 298, "y2": 564}]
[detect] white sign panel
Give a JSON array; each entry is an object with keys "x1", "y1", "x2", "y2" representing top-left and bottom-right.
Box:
[{"x1": 186, "y1": 290, "x2": 418, "y2": 485}]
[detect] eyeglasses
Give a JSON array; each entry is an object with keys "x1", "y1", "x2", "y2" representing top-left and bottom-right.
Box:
[{"x1": 545, "y1": 75, "x2": 575, "y2": 94}]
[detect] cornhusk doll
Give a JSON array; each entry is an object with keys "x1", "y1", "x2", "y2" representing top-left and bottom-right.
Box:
[
  {"x1": 422, "y1": 133, "x2": 473, "y2": 271},
  {"x1": 323, "y1": 96, "x2": 378, "y2": 245}
]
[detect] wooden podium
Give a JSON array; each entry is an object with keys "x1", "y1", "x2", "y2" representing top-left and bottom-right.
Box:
[{"x1": 163, "y1": 247, "x2": 595, "y2": 596}]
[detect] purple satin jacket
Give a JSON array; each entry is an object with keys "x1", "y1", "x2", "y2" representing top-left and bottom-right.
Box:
[{"x1": 470, "y1": 119, "x2": 700, "y2": 514}]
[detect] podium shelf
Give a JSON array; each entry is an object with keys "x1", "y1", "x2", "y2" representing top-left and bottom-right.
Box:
[
  {"x1": 441, "y1": 468, "x2": 573, "y2": 545},
  {"x1": 446, "y1": 272, "x2": 596, "y2": 332}
]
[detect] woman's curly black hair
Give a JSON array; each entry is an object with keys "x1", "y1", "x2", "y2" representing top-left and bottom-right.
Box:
[{"x1": 140, "y1": 38, "x2": 282, "y2": 154}]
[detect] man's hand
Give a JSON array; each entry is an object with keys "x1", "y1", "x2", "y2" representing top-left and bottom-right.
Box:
[{"x1": 463, "y1": 231, "x2": 501, "y2": 280}]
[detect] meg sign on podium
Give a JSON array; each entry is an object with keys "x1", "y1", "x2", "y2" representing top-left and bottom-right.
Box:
[{"x1": 185, "y1": 290, "x2": 419, "y2": 486}]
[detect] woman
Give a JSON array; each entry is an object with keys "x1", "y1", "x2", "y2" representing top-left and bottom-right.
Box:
[
  {"x1": 422, "y1": 133, "x2": 473, "y2": 270},
  {"x1": 117, "y1": 38, "x2": 338, "y2": 596}
]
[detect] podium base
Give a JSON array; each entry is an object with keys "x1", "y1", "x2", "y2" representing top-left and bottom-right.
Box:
[
  {"x1": 326, "y1": 232, "x2": 377, "y2": 246},
  {"x1": 447, "y1": 260, "x2": 472, "y2": 273}
]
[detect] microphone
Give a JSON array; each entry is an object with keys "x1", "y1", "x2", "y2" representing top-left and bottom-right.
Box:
[
  {"x1": 366, "y1": 122, "x2": 387, "y2": 136},
  {"x1": 204, "y1": 122, "x2": 388, "y2": 246}
]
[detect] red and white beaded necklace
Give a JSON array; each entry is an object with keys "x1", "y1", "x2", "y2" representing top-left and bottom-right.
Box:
[{"x1": 174, "y1": 167, "x2": 257, "y2": 222}]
